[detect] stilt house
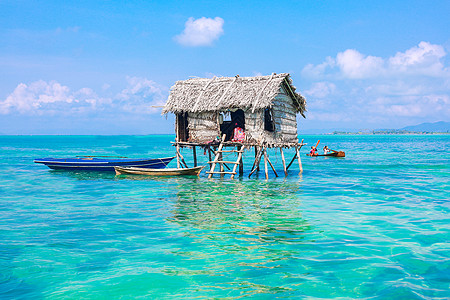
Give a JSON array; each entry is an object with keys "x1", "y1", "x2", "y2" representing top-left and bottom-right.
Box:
[
  {"x1": 163, "y1": 73, "x2": 306, "y2": 147},
  {"x1": 162, "y1": 73, "x2": 307, "y2": 178}
]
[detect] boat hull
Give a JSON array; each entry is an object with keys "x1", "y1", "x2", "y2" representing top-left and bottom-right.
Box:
[
  {"x1": 34, "y1": 157, "x2": 175, "y2": 171},
  {"x1": 307, "y1": 151, "x2": 345, "y2": 157},
  {"x1": 115, "y1": 166, "x2": 204, "y2": 176}
]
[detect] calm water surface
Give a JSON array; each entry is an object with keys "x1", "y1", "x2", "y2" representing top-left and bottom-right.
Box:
[{"x1": 0, "y1": 135, "x2": 449, "y2": 299}]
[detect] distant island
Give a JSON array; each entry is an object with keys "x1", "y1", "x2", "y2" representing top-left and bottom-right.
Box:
[{"x1": 331, "y1": 121, "x2": 450, "y2": 135}]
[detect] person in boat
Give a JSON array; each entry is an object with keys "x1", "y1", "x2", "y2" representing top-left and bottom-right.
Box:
[
  {"x1": 323, "y1": 146, "x2": 330, "y2": 154},
  {"x1": 232, "y1": 123, "x2": 245, "y2": 142},
  {"x1": 309, "y1": 146, "x2": 318, "y2": 156}
]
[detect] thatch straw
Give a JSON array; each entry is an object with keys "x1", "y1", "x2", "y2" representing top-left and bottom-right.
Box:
[{"x1": 162, "y1": 73, "x2": 307, "y2": 117}]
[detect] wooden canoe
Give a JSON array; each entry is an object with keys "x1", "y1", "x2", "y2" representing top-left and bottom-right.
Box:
[
  {"x1": 34, "y1": 156, "x2": 175, "y2": 171},
  {"x1": 307, "y1": 151, "x2": 345, "y2": 157},
  {"x1": 114, "y1": 166, "x2": 204, "y2": 176}
]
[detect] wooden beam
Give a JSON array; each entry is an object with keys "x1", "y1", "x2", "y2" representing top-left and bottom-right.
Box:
[
  {"x1": 249, "y1": 146, "x2": 263, "y2": 177},
  {"x1": 263, "y1": 148, "x2": 269, "y2": 179},
  {"x1": 286, "y1": 152, "x2": 297, "y2": 171},
  {"x1": 280, "y1": 147, "x2": 287, "y2": 176},
  {"x1": 265, "y1": 150, "x2": 278, "y2": 177},
  {"x1": 255, "y1": 146, "x2": 260, "y2": 171},
  {"x1": 175, "y1": 146, "x2": 189, "y2": 168},
  {"x1": 239, "y1": 146, "x2": 244, "y2": 176},
  {"x1": 176, "y1": 144, "x2": 181, "y2": 168},
  {"x1": 296, "y1": 146, "x2": 303, "y2": 173},
  {"x1": 192, "y1": 146, "x2": 197, "y2": 167}
]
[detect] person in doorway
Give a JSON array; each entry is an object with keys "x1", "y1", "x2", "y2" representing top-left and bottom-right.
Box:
[{"x1": 232, "y1": 123, "x2": 245, "y2": 142}]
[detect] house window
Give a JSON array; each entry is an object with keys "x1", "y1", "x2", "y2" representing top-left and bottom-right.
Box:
[{"x1": 264, "y1": 108, "x2": 275, "y2": 132}]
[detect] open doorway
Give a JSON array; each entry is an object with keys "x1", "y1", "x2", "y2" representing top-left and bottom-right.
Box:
[
  {"x1": 220, "y1": 109, "x2": 245, "y2": 141},
  {"x1": 176, "y1": 112, "x2": 189, "y2": 142}
]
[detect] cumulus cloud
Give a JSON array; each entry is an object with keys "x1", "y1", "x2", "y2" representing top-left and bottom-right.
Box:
[
  {"x1": 0, "y1": 80, "x2": 73, "y2": 114},
  {"x1": 389, "y1": 41, "x2": 446, "y2": 76},
  {"x1": 304, "y1": 82, "x2": 336, "y2": 98},
  {"x1": 174, "y1": 17, "x2": 224, "y2": 47},
  {"x1": 117, "y1": 76, "x2": 166, "y2": 114},
  {"x1": 301, "y1": 42, "x2": 450, "y2": 127},
  {"x1": 302, "y1": 41, "x2": 448, "y2": 79},
  {"x1": 336, "y1": 49, "x2": 384, "y2": 79},
  {"x1": 0, "y1": 77, "x2": 167, "y2": 116}
]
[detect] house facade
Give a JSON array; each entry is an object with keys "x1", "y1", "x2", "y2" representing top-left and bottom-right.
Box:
[{"x1": 163, "y1": 73, "x2": 306, "y2": 148}]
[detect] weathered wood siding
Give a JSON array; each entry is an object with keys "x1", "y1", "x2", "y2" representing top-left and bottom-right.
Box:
[
  {"x1": 186, "y1": 112, "x2": 219, "y2": 143},
  {"x1": 272, "y1": 86, "x2": 299, "y2": 143},
  {"x1": 179, "y1": 86, "x2": 298, "y2": 145},
  {"x1": 244, "y1": 86, "x2": 298, "y2": 145}
]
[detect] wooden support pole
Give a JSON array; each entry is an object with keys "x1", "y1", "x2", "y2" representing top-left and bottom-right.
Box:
[
  {"x1": 193, "y1": 146, "x2": 197, "y2": 167},
  {"x1": 280, "y1": 147, "x2": 287, "y2": 176},
  {"x1": 296, "y1": 146, "x2": 303, "y2": 173},
  {"x1": 208, "y1": 148, "x2": 213, "y2": 170},
  {"x1": 219, "y1": 152, "x2": 224, "y2": 175},
  {"x1": 255, "y1": 146, "x2": 260, "y2": 171},
  {"x1": 175, "y1": 147, "x2": 189, "y2": 168},
  {"x1": 263, "y1": 148, "x2": 269, "y2": 179},
  {"x1": 176, "y1": 144, "x2": 181, "y2": 169},
  {"x1": 239, "y1": 149, "x2": 244, "y2": 176},
  {"x1": 265, "y1": 150, "x2": 278, "y2": 177},
  {"x1": 249, "y1": 146, "x2": 263, "y2": 177},
  {"x1": 286, "y1": 152, "x2": 297, "y2": 171}
]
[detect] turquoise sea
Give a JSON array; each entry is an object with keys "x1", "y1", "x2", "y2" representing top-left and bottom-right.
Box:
[{"x1": 0, "y1": 135, "x2": 449, "y2": 299}]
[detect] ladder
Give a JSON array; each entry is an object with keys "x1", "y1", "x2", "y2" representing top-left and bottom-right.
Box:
[{"x1": 206, "y1": 135, "x2": 244, "y2": 179}]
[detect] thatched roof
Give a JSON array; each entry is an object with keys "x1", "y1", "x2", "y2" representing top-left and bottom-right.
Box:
[{"x1": 162, "y1": 73, "x2": 307, "y2": 117}]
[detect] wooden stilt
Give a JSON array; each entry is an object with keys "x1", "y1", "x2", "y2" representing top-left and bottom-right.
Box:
[
  {"x1": 286, "y1": 152, "x2": 297, "y2": 171},
  {"x1": 239, "y1": 152, "x2": 244, "y2": 176},
  {"x1": 263, "y1": 148, "x2": 269, "y2": 179},
  {"x1": 280, "y1": 147, "x2": 287, "y2": 176},
  {"x1": 255, "y1": 146, "x2": 260, "y2": 171},
  {"x1": 175, "y1": 146, "x2": 189, "y2": 168},
  {"x1": 249, "y1": 146, "x2": 263, "y2": 177},
  {"x1": 265, "y1": 150, "x2": 278, "y2": 177},
  {"x1": 296, "y1": 146, "x2": 303, "y2": 173},
  {"x1": 208, "y1": 148, "x2": 213, "y2": 170},
  {"x1": 219, "y1": 151, "x2": 224, "y2": 177},
  {"x1": 176, "y1": 144, "x2": 181, "y2": 168},
  {"x1": 193, "y1": 146, "x2": 197, "y2": 167}
]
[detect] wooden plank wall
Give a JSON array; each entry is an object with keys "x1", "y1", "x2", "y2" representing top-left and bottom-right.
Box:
[{"x1": 187, "y1": 112, "x2": 219, "y2": 143}]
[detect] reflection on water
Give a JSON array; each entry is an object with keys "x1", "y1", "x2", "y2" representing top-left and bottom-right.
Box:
[
  {"x1": 49, "y1": 170, "x2": 117, "y2": 180},
  {"x1": 163, "y1": 179, "x2": 313, "y2": 297}
]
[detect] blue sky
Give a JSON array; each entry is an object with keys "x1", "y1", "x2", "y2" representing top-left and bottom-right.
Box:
[{"x1": 1, "y1": 0, "x2": 449, "y2": 134}]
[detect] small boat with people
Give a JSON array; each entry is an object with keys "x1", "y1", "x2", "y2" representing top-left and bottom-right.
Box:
[
  {"x1": 114, "y1": 166, "x2": 204, "y2": 176},
  {"x1": 306, "y1": 140, "x2": 346, "y2": 157},
  {"x1": 312, "y1": 151, "x2": 345, "y2": 157},
  {"x1": 34, "y1": 156, "x2": 175, "y2": 171}
]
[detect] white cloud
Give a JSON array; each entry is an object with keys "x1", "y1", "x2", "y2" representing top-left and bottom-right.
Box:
[
  {"x1": 174, "y1": 17, "x2": 224, "y2": 47},
  {"x1": 117, "y1": 76, "x2": 166, "y2": 114},
  {"x1": 0, "y1": 80, "x2": 73, "y2": 114},
  {"x1": 336, "y1": 49, "x2": 384, "y2": 79},
  {"x1": 302, "y1": 41, "x2": 448, "y2": 80},
  {"x1": 389, "y1": 41, "x2": 446, "y2": 76},
  {"x1": 301, "y1": 42, "x2": 450, "y2": 127},
  {"x1": 0, "y1": 77, "x2": 167, "y2": 116},
  {"x1": 304, "y1": 82, "x2": 336, "y2": 98}
]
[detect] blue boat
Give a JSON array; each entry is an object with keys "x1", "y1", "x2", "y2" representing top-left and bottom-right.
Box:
[{"x1": 34, "y1": 156, "x2": 175, "y2": 171}]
